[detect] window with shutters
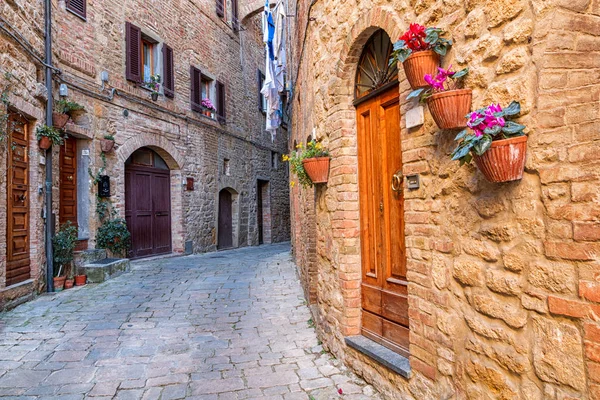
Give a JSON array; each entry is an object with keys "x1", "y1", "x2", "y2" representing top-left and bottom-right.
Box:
[
  {"x1": 216, "y1": 81, "x2": 226, "y2": 124},
  {"x1": 258, "y1": 70, "x2": 267, "y2": 114},
  {"x1": 216, "y1": 0, "x2": 226, "y2": 19},
  {"x1": 232, "y1": 0, "x2": 239, "y2": 31},
  {"x1": 66, "y1": 0, "x2": 86, "y2": 20},
  {"x1": 190, "y1": 67, "x2": 217, "y2": 118},
  {"x1": 141, "y1": 37, "x2": 158, "y2": 84}
]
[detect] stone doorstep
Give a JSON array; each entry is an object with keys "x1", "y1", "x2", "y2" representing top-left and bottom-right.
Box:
[
  {"x1": 76, "y1": 258, "x2": 131, "y2": 284},
  {"x1": 345, "y1": 335, "x2": 411, "y2": 379},
  {"x1": 0, "y1": 279, "x2": 36, "y2": 311},
  {"x1": 73, "y1": 249, "x2": 108, "y2": 269}
]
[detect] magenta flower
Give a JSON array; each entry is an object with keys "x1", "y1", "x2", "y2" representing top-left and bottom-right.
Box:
[{"x1": 467, "y1": 104, "x2": 506, "y2": 137}]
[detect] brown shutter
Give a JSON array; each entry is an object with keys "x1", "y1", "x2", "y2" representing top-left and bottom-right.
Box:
[
  {"x1": 216, "y1": 0, "x2": 225, "y2": 18},
  {"x1": 125, "y1": 22, "x2": 142, "y2": 83},
  {"x1": 232, "y1": 0, "x2": 239, "y2": 31},
  {"x1": 190, "y1": 67, "x2": 201, "y2": 112},
  {"x1": 162, "y1": 45, "x2": 175, "y2": 98},
  {"x1": 257, "y1": 70, "x2": 265, "y2": 112},
  {"x1": 216, "y1": 80, "x2": 226, "y2": 124},
  {"x1": 66, "y1": 0, "x2": 86, "y2": 19}
]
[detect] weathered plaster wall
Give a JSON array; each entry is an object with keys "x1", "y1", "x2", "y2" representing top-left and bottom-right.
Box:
[{"x1": 289, "y1": 0, "x2": 600, "y2": 398}]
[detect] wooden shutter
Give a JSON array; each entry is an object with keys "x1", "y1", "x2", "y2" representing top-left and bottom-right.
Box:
[
  {"x1": 216, "y1": 80, "x2": 226, "y2": 124},
  {"x1": 257, "y1": 70, "x2": 265, "y2": 112},
  {"x1": 125, "y1": 22, "x2": 142, "y2": 83},
  {"x1": 66, "y1": 0, "x2": 86, "y2": 19},
  {"x1": 216, "y1": 0, "x2": 225, "y2": 18},
  {"x1": 190, "y1": 66, "x2": 202, "y2": 112},
  {"x1": 162, "y1": 45, "x2": 175, "y2": 98},
  {"x1": 232, "y1": 0, "x2": 239, "y2": 31}
]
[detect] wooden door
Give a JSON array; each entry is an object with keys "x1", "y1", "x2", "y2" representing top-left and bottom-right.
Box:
[
  {"x1": 257, "y1": 180, "x2": 265, "y2": 245},
  {"x1": 125, "y1": 165, "x2": 171, "y2": 259},
  {"x1": 218, "y1": 190, "x2": 233, "y2": 249},
  {"x1": 6, "y1": 113, "x2": 30, "y2": 286},
  {"x1": 356, "y1": 85, "x2": 408, "y2": 357},
  {"x1": 60, "y1": 137, "x2": 78, "y2": 227}
]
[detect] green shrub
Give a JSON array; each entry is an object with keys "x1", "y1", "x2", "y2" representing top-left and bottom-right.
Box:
[
  {"x1": 97, "y1": 218, "x2": 131, "y2": 257},
  {"x1": 53, "y1": 221, "x2": 78, "y2": 277}
]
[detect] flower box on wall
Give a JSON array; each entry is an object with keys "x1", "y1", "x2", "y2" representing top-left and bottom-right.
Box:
[
  {"x1": 403, "y1": 50, "x2": 440, "y2": 89},
  {"x1": 427, "y1": 89, "x2": 472, "y2": 129},
  {"x1": 473, "y1": 135, "x2": 528, "y2": 182},
  {"x1": 302, "y1": 157, "x2": 330, "y2": 184}
]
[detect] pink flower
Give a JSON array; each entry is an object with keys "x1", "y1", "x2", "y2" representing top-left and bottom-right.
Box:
[{"x1": 338, "y1": 388, "x2": 343, "y2": 395}]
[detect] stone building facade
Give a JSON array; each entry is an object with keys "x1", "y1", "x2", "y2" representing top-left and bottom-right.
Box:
[
  {"x1": 288, "y1": 0, "x2": 600, "y2": 398},
  {"x1": 0, "y1": 0, "x2": 290, "y2": 308}
]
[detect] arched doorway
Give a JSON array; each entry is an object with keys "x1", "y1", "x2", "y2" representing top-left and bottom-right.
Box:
[
  {"x1": 218, "y1": 189, "x2": 234, "y2": 250},
  {"x1": 355, "y1": 30, "x2": 408, "y2": 357},
  {"x1": 125, "y1": 148, "x2": 172, "y2": 259}
]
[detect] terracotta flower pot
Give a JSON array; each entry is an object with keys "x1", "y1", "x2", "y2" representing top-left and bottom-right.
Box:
[
  {"x1": 100, "y1": 139, "x2": 115, "y2": 153},
  {"x1": 64, "y1": 279, "x2": 74, "y2": 289},
  {"x1": 302, "y1": 157, "x2": 330, "y2": 184},
  {"x1": 52, "y1": 112, "x2": 70, "y2": 129},
  {"x1": 74, "y1": 275, "x2": 87, "y2": 286},
  {"x1": 151, "y1": 92, "x2": 159, "y2": 101},
  {"x1": 53, "y1": 276, "x2": 66, "y2": 292},
  {"x1": 427, "y1": 89, "x2": 472, "y2": 129},
  {"x1": 39, "y1": 136, "x2": 52, "y2": 150},
  {"x1": 402, "y1": 50, "x2": 440, "y2": 89},
  {"x1": 473, "y1": 135, "x2": 528, "y2": 183}
]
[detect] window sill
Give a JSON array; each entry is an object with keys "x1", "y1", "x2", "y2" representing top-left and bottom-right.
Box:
[{"x1": 345, "y1": 336, "x2": 411, "y2": 379}]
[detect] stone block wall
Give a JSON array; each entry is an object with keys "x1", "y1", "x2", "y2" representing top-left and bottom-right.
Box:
[{"x1": 288, "y1": 0, "x2": 600, "y2": 398}]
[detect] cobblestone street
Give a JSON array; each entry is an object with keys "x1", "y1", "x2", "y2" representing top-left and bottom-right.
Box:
[{"x1": 0, "y1": 244, "x2": 380, "y2": 400}]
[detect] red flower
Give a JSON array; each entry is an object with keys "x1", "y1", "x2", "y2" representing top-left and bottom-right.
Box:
[
  {"x1": 338, "y1": 388, "x2": 343, "y2": 395},
  {"x1": 400, "y1": 23, "x2": 428, "y2": 51}
]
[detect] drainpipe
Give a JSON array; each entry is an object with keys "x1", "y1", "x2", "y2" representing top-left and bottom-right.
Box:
[{"x1": 44, "y1": 0, "x2": 54, "y2": 292}]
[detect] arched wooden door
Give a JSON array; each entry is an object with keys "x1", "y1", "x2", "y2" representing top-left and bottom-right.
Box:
[
  {"x1": 355, "y1": 30, "x2": 408, "y2": 357},
  {"x1": 218, "y1": 189, "x2": 233, "y2": 249},
  {"x1": 125, "y1": 148, "x2": 172, "y2": 259}
]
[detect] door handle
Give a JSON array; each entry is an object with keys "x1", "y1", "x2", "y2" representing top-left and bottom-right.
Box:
[
  {"x1": 67, "y1": 175, "x2": 73, "y2": 181},
  {"x1": 391, "y1": 170, "x2": 403, "y2": 193}
]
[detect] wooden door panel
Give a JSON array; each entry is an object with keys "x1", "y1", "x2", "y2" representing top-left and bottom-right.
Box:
[
  {"x1": 356, "y1": 85, "x2": 408, "y2": 356},
  {"x1": 152, "y1": 173, "x2": 172, "y2": 254},
  {"x1": 218, "y1": 190, "x2": 233, "y2": 249},
  {"x1": 7, "y1": 113, "x2": 30, "y2": 286},
  {"x1": 60, "y1": 137, "x2": 78, "y2": 227}
]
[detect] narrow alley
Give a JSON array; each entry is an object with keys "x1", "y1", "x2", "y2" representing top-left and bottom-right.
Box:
[{"x1": 0, "y1": 244, "x2": 380, "y2": 399}]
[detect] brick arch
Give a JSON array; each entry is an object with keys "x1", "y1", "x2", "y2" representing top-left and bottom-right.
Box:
[
  {"x1": 239, "y1": 0, "x2": 276, "y2": 22},
  {"x1": 116, "y1": 133, "x2": 185, "y2": 170}
]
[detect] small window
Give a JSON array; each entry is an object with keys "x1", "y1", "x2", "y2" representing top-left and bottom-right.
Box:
[
  {"x1": 216, "y1": 0, "x2": 225, "y2": 18},
  {"x1": 191, "y1": 67, "x2": 215, "y2": 118},
  {"x1": 258, "y1": 70, "x2": 267, "y2": 114},
  {"x1": 66, "y1": 0, "x2": 86, "y2": 20},
  {"x1": 271, "y1": 152, "x2": 278, "y2": 170},
  {"x1": 141, "y1": 38, "x2": 157, "y2": 84},
  {"x1": 223, "y1": 159, "x2": 231, "y2": 176}
]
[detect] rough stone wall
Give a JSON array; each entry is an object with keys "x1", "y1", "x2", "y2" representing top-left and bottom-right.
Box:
[
  {"x1": 0, "y1": 0, "x2": 49, "y2": 299},
  {"x1": 289, "y1": 0, "x2": 600, "y2": 398},
  {"x1": 0, "y1": 0, "x2": 291, "y2": 304}
]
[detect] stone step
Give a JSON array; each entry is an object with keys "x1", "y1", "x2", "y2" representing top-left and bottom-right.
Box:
[
  {"x1": 73, "y1": 249, "x2": 108, "y2": 268},
  {"x1": 76, "y1": 258, "x2": 130, "y2": 283}
]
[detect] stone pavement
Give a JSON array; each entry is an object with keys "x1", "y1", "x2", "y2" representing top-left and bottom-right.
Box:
[{"x1": 0, "y1": 243, "x2": 381, "y2": 400}]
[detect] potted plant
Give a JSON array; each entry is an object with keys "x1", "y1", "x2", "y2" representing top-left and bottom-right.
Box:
[
  {"x1": 451, "y1": 101, "x2": 527, "y2": 182},
  {"x1": 408, "y1": 66, "x2": 471, "y2": 129},
  {"x1": 145, "y1": 74, "x2": 161, "y2": 101},
  {"x1": 100, "y1": 134, "x2": 115, "y2": 153},
  {"x1": 283, "y1": 140, "x2": 330, "y2": 187},
  {"x1": 97, "y1": 218, "x2": 131, "y2": 257},
  {"x1": 36, "y1": 125, "x2": 63, "y2": 150},
  {"x1": 53, "y1": 221, "x2": 78, "y2": 292},
  {"x1": 389, "y1": 24, "x2": 453, "y2": 89},
  {"x1": 201, "y1": 98, "x2": 216, "y2": 117},
  {"x1": 54, "y1": 99, "x2": 84, "y2": 129},
  {"x1": 75, "y1": 274, "x2": 87, "y2": 286}
]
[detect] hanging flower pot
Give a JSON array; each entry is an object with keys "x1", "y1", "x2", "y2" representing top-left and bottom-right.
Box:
[
  {"x1": 52, "y1": 112, "x2": 70, "y2": 129},
  {"x1": 74, "y1": 275, "x2": 87, "y2": 286},
  {"x1": 473, "y1": 135, "x2": 528, "y2": 183},
  {"x1": 403, "y1": 50, "x2": 441, "y2": 89},
  {"x1": 302, "y1": 157, "x2": 330, "y2": 184},
  {"x1": 53, "y1": 276, "x2": 66, "y2": 292},
  {"x1": 39, "y1": 136, "x2": 52, "y2": 150},
  {"x1": 151, "y1": 92, "x2": 159, "y2": 101},
  {"x1": 100, "y1": 138, "x2": 115, "y2": 153},
  {"x1": 427, "y1": 89, "x2": 472, "y2": 129}
]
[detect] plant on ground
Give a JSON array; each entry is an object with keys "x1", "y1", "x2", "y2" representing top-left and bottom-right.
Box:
[
  {"x1": 283, "y1": 140, "x2": 330, "y2": 188},
  {"x1": 97, "y1": 218, "x2": 131, "y2": 257},
  {"x1": 53, "y1": 221, "x2": 78, "y2": 278},
  {"x1": 55, "y1": 99, "x2": 85, "y2": 115},
  {"x1": 451, "y1": 101, "x2": 526, "y2": 165},
  {"x1": 407, "y1": 65, "x2": 468, "y2": 102},
  {"x1": 36, "y1": 125, "x2": 64, "y2": 146},
  {"x1": 389, "y1": 23, "x2": 452, "y2": 65}
]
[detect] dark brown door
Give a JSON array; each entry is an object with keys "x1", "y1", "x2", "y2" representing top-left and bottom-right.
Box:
[
  {"x1": 218, "y1": 190, "x2": 233, "y2": 249},
  {"x1": 257, "y1": 181, "x2": 264, "y2": 245},
  {"x1": 125, "y1": 164, "x2": 171, "y2": 259},
  {"x1": 60, "y1": 137, "x2": 78, "y2": 227},
  {"x1": 7, "y1": 113, "x2": 30, "y2": 286},
  {"x1": 356, "y1": 85, "x2": 409, "y2": 357}
]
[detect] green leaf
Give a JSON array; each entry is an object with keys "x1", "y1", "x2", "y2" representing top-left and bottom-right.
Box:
[
  {"x1": 407, "y1": 88, "x2": 425, "y2": 100},
  {"x1": 454, "y1": 129, "x2": 468, "y2": 141},
  {"x1": 470, "y1": 117, "x2": 485, "y2": 127},
  {"x1": 452, "y1": 68, "x2": 469, "y2": 79},
  {"x1": 502, "y1": 121, "x2": 526, "y2": 134},
  {"x1": 484, "y1": 124, "x2": 502, "y2": 135},
  {"x1": 452, "y1": 144, "x2": 471, "y2": 161},
  {"x1": 503, "y1": 101, "x2": 521, "y2": 116},
  {"x1": 424, "y1": 31, "x2": 439, "y2": 44},
  {"x1": 493, "y1": 110, "x2": 505, "y2": 118},
  {"x1": 393, "y1": 40, "x2": 407, "y2": 51},
  {"x1": 433, "y1": 45, "x2": 448, "y2": 56},
  {"x1": 473, "y1": 134, "x2": 492, "y2": 155}
]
